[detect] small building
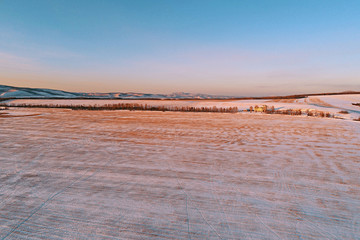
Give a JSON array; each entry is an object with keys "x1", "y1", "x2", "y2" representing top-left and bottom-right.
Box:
[{"x1": 254, "y1": 105, "x2": 268, "y2": 112}]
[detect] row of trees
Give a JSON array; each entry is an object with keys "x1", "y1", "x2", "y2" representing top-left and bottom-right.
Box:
[
  {"x1": 247, "y1": 105, "x2": 334, "y2": 118},
  {"x1": 0, "y1": 102, "x2": 335, "y2": 118},
  {"x1": 305, "y1": 110, "x2": 333, "y2": 118},
  {"x1": 0, "y1": 103, "x2": 239, "y2": 113}
]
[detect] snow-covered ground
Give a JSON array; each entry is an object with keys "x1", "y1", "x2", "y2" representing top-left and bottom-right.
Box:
[
  {"x1": 4, "y1": 93, "x2": 360, "y2": 120},
  {"x1": 0, "y1": 84, "x2": 230, "y2": 99},
  {"x1": 0, "y1": 108, "x2": 359, "y2": 239}
]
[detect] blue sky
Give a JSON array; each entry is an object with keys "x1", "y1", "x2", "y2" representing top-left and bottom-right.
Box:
[{"x1": 0, "y1": 0, "x2": 359, "y2": 96}]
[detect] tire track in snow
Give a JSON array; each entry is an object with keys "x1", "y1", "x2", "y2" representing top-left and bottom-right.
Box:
[
  {"x1": 208, "y1": 156, "x2": 235, "y2": 240},
  {"x1": 165, "y1": 146, "x2": 224, "y2": 239},
  {"x1": 185, "y1": 194, "x2": 191, "y2": 240},
  {"x1": 255, "y1": 214, "x2": 283, "y2": 240},
  {"x1": 1, "y1": 169, "x2": 96, "y2": 239},
  {"x1": 1, "y1": 146, "x2": 119, "y2": 240}
]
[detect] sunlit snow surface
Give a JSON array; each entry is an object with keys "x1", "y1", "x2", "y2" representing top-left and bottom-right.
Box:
[{"x1": 1, "y1": 109, "x2": 360, "y2": 239}]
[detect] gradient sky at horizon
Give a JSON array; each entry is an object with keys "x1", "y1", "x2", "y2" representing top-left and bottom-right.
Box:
[{"x1": 0, "y1": 0, "x2": 359, "y2": 96}]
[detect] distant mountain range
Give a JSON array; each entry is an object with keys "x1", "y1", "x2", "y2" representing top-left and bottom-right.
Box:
[{"x1": 0, "y1": 85, "x2": 232, "y2": 99}]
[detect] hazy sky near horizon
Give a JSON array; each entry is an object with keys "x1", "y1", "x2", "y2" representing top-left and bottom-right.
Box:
[{"x1": 0, "y1": 0, "x2": 359, "y2": 96}]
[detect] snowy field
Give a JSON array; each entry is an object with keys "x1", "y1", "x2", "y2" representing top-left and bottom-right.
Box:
[
  {"x1": 1, "y1": 108, "x2": 360, "y2": 239},
  {"x1": 4, "y1": 93, "x2": 360, "y2": 120}
]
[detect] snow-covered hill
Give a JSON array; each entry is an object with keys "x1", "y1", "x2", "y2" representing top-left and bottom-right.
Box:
[
  {"x1": 0, "y1": 85, "x2": 85, "y2": 98},
  {"x1": 0, "y1": 85, "x2": 230, "y2": 99}
]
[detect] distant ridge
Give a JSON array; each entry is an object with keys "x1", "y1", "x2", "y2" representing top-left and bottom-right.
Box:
[
  {"x1": 0, "y1": 84, "x2": 359, "y2": 100},
  {"x1": 0, "y1": 85, "x2": 232, "y2": 100}
]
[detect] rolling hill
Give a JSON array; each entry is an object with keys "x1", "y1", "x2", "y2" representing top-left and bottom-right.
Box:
[{"x1": 0, "y1": 85, "x2": 230, "y2": 99}]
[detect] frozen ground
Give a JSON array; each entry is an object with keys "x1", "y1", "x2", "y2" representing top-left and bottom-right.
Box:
[{"x1": 1, "y1": 108, "x2": 360, "y2": 239}]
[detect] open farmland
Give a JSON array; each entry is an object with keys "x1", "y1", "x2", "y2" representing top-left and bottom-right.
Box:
[
  {"x1": 1, "y1": 108, "x2": 360, "y2": 239},
  {"x1": 3, "y1": 93, "x2": 360, "y2": 120}
]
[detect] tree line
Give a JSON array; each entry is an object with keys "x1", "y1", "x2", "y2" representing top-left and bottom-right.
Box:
[
  {"x1": 0, "y1": 102, "x2": 336, "y2": 118},
  {"x1": 0, "y1": 103, "x2": 239, "y2": 113},
  {"x1": 247, "y1": 105, "x2": 334, "y2": 118}
]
